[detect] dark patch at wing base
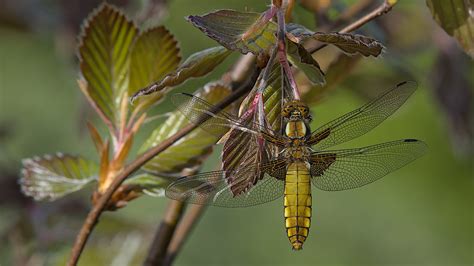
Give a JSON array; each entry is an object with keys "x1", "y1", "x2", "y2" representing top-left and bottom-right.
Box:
[{"x1": 310, "y1": 139, "x2": 427, "y2": 191}]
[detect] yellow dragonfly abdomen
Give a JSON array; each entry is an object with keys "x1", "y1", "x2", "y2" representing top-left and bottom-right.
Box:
[{"x1": 284, "y1": 162, "x2": 312, "y2": 250}]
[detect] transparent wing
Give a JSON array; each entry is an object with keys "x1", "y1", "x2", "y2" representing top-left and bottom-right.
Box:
[
  {"x1": 308, "y1": 81, "x2": 418, "y2": 150},
  {"x1": 166, "y1": 158, "x2": 288, "y2": 207},
  {"x1": 310, "y1": 139, "x2": 427, "y2": 191},
  {"x1": 171, "y1": 93, "x2": 285, "y2": 145}
]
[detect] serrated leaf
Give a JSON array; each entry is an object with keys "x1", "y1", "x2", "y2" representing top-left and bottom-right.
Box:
[
  {"x1": 427, "y1": 0, "x2": 474, "y2": 58},
  {"x1": 221, "y1": 111, "x2": 274, "y2": 194},
  {"x1": 129, "y1": 26, "x2": 181, "y2": 113},
  {"x1": 139, "y1": 83, "x2": 231, "y2": 176},
  {"x1": 78, "y1": 3, "x2": 138, "y2": 126},
  {"x1": 286, "y1": 23, "x2": 384, "y2": 57},
  {"x1": 124, "y1": 174, "x2": 167, "y2": 197},
  {"x1": 287, "y1": 41, "x2": 326, "y2": 85},
  {"x1": 20, "y1": 154, "x2": 98, "y2": 201},
  {"x1": 131, "y1": 46, "x2": 231, "y2": 100},
  {"x1": 187, "y1": 9, "x2": 277, "y2": 55},
  {"x1": 313, "y1": 33, "x2": 384, "y2": 57}
]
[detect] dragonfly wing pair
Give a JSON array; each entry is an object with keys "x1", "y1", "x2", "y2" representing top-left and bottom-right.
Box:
[
  {"x1": 310, "y1": 139, "x2": 427, "y2": 191},
  {"x1": 166, "y1": 81, "x2": 427, "y2": 207},
  {"x1": 308, "y1": 81, "x2": 418, "y2": 149}
]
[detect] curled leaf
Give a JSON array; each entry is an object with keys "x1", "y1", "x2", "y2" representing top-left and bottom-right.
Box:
[
  {"x1": 139, "y1": 83, "x2": 231, "y2": 176},
  {"x1": 287, "y1": 23, "x2": 384, "y2": 57},
  {"x1": 78, "y1": 3, "x2": 138, "y2": 126},
  {"x1": 187, "y1": 9, "x2": 277, "y2": 55},
  {"x1": 287, "y1": 41, "x2": 326, "y2": 85},
  {"x1": 20, "y1": 154, "x2": 98, "y2": 201},
  {"x1": 312, "y1": 32, "x2": 385, "y2": 57},
  {"x1": 131, "y1": 46, "x2": 231, "y2": 100}
]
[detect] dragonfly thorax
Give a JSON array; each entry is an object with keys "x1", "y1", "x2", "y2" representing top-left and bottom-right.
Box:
[
  {"x1": 285, "y1": 121, "x2": 308, "y2": 139},
  {"x1": 282, "y1": 100, "x2": 312, "y2": 140}
]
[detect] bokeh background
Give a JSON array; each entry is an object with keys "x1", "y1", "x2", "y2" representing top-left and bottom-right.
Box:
[{"x1": 0, "y1": 0, "x2": 472, "y2": 265}]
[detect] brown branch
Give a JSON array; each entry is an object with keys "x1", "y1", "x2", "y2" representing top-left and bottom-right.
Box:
[
  {"x1": 339, "y1": 0, "x2": 396, "y2": 33},
  {"x1": 163, "y1": 204, "x2": 207, "y2": 266},
  {"x1": 307, "y1": 0, "x2": 397, "y2": 54},
  {"x1": 67, "y1": 72, "x2": 257, "y2": 266},
  {"x1": 144, "y1": 200, "x2": 185, "y2": 266},
  {"x1": 142, "y1": 56, "x2": 260, "y2": 265}
]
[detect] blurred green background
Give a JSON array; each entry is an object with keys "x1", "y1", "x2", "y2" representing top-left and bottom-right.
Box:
[{"x1": 0, "y1": 0, "x2": 472, "y2": 265}]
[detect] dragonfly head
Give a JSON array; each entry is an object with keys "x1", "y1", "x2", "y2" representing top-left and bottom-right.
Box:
[{"x1": 282, "y1": 100, "x2": 312, "y2": 122}]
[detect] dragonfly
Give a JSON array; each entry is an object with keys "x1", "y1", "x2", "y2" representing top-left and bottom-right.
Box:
[{"x1": 166, "y1": 81, "x2": 427, "y2": 250}]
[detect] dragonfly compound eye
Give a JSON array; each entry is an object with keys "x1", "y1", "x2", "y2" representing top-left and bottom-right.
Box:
[{"x1": 282, "y1": 105, "x2": 294, "y2": 118}]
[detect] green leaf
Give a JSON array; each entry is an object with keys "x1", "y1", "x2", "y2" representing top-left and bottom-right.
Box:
[
  {"x1": 129, "y1": 26, "x2": 181, "y2": 113},
  {"x1": 20, "y1": 154, "x2": 98, "y2": 201},
  {"x1": 139, "y1": 83, "x2": 231, "y2": 176},
  {"x1": 131, "y1": 46, "x2": 231, "y2": 100},
  {"x1": 313, "y1": 33, "x2": 384, "y2": 57},
  {"x1": 187, "y1": 9, "x2": 277, "y2": 55},
  {"x1": 78, "y1": 3, "x2": 138, "y2": 126},
  {"x1": 286, "y1": 23, "x2": 384, "y2": 57},
  {"x1": 287, "y1": 41, "x2": 326, "y2": 85},
  {"x1": 262, "y1": 64, "x2": 284, "y2": 132},
  {"x1": 124, "y1": 174, "x2": 167, "y2": 197},
  {"x1": 427, "y1": 0, "x2": 474, "y2": 58},
  {"x1": 240, "y1": 63, "x2": 283, "y2": 131}
]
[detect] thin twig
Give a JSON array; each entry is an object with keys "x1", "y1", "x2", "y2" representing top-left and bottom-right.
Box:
[
  {"x1": 144, "y1": 200, "x2": 185, "y2": 266},
  {"x1": 323, "y1": 0, "x2": 376, "y2": 32},
  {"x1": 67, "y1": 76, "x2": 257, "y2": 266},
  {"x1": 162, "y1": 204, "x2": 207, "y2": 266},
  {"x1": 307, "y1": 0, "x2": 397, "y2": 54}
]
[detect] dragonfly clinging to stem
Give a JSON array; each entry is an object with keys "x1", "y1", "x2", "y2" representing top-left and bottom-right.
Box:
[{"x1": 166, "y1": 81, "x2": 427, "y2": 250}]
